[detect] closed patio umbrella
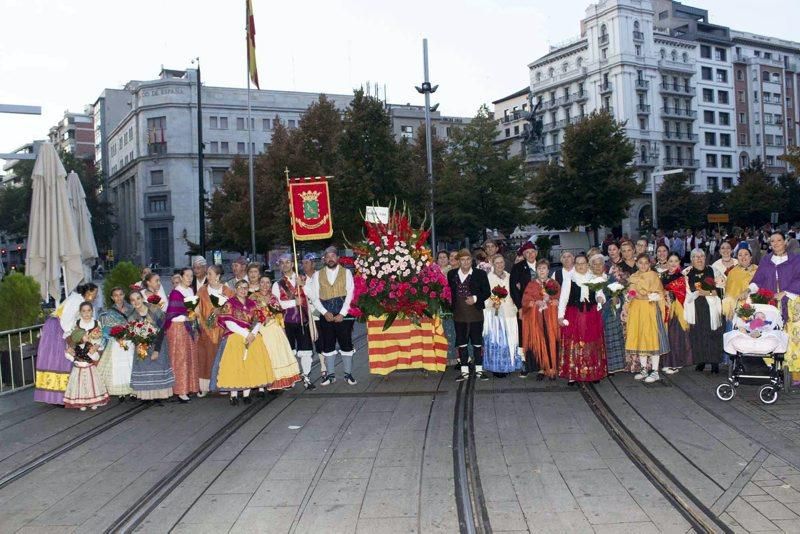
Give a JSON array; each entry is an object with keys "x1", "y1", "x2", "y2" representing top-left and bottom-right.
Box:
[
  {"x1": 66, "y1": 170, "x2": 98, "y2": 283},
  {"x1": 25, "y1": 143, "x2": 84, "y2": 302}
]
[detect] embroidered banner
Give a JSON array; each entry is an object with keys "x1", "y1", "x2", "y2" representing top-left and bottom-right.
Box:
[{"x1": 288, "y1": 176, "x2": 334, "y2": 241}]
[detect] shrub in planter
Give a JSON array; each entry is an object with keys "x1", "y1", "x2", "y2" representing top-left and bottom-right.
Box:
[
  {"x1": 0, "y1": 273, "x2": 44, "y2": 331},
  {"x1": 103, "y1": 261, "x2": 142, "y2": 308}
]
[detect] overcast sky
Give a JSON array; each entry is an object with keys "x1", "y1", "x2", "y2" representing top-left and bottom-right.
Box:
[{"x1": 0, "y1": 0, "x2": 797, "y2": 167}]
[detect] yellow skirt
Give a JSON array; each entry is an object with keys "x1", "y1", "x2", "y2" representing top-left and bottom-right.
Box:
[
  {"x1": 260, "y1": 322, "x2": 302, "y2": 389},
  {"x1": 625, "y1": 300, "x2": 660, "y2": 353},
  {"x1": 216, "y1": 333, "x2": 275, "y2": 390}
]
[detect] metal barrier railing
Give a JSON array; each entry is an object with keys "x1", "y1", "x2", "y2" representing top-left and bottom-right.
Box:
[{"x1": 0, "y1": 324, "x2": 44, "y2": 396}]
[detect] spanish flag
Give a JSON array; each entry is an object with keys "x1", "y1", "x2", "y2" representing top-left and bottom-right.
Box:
[{"x1": 246, "y1": 0, "x2": 259, "y2": 89}]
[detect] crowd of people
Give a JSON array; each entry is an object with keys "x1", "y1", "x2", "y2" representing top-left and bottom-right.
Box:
[
  {"x1": 435, "y1": 229, "x2": 800, "y2": 388},
  {"x1": 33, "y1": 247, "x2": 359, "y2": 410}
]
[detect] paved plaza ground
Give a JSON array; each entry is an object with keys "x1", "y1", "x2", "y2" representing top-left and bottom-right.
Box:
[{"x1": 2, "y1": 327, "x2": 800, "y2": 533}]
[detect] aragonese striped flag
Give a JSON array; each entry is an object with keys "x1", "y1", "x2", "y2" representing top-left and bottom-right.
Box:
[{"x1": 246, "y1": 0, "x2": 259, "y2": 89}]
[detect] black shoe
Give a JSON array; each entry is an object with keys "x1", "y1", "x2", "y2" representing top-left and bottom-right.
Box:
[
  {"x1": 567, "y1": 381, "x2": 577, "y2": 387},
  {"x1": 592, "y1": 380, "x2": 600, "y2": 384},
  {"x1": 304, "y1": 379, "x2": 317, "y2": 390},
  {"x1": 711, "y1": 364, "x2": 720, "y2": 374},
  {"x1": 243, "y1": 396, "x2": 252, "y2": 405},
  {"x1": 695, "y1": 364, "x2": 705, "y2": 372},
  {"x1": 257, "y1": 389, "x2": 266, "y2": 398},
  {"x1": 118, "y1": 396, "x2": 125, "y2": 403},
  {"x1": 536, "y1": 373, "x2": 545, "y2": 381},
  {"x1": 153, "y1": 400, "x2": 164, "y2": 407},
  {"x1": 229, "y1": 396, "x2": 239, "y2": 406},
  {"x1": 519, "y1": 371, "x2": 529, "y2": 378},
  {"x1": 477, "y1": 371, "x2": 489, "y2": 381},
  {"x1": 456, "y1": 372, "x2": 469, "y2": 382}
]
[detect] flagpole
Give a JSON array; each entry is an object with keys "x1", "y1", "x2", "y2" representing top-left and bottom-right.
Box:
[
  {"x1": 246, "y1": 18, "x2": 257, "y2": 261},
  {"x1": 285, "y1": 168, "x2": 306, "y2": 337}
]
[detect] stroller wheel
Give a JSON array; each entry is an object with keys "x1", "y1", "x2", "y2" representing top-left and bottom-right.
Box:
[
  {"x1": 759, "y1": 385, "x2": 779, "y2": 405},
  {"x1": 716, "y1": 383, "x2": 735, "y2": 402}
]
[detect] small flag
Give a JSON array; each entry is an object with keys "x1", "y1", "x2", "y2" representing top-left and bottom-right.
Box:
[
  {"x1": 287, "y1": 177, "x2": 334, "y2": 241},
  {"x1": 246, "y1": 0, "x2": 259, "y2": 89}
]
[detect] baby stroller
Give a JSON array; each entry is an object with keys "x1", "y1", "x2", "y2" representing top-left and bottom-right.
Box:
[{"x1": 717, "y1": 304, "x2": 788, "y2": 404}]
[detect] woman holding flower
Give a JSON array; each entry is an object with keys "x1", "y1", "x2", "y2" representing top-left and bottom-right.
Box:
[
  {"x1": 654, "y1": 244, "x2": 670, "y2": 274},
  {"x1": 63, "y1": 302, "x2": 109, "y2": 410},
  {"x1": 660, "y1": 253, "x2": 693, "y2": 374},
  {"x1": 521, "y1": 259, "x2": 560, "y2": 379},
  {"x1": 482, "y1": 254, "x2": 521, "y2": 375},
  {"x1": 97, "y1": 287, "x2": 135, "y2": 399},
  {"x1": 165, "y1": 267, "x2": 200, "y2": 402},
  {"x1": 722, "y1": 246, "x2": 758, "y2": 321},
  {"x1": 618, "y1": 240, "x2": 638, "y2": 277},
  {"x1": 253, "y1": 275, "x2": 301, "y2": 390},
  {"x1": 685, "y1": 249, "x2": 724, "y2": 373},
  {"x1": 589, "y1": 254, "x2": 626, "y2": 374},
  {"x1": 196, "y1": 265, "x2": 234, "y2": 395},
  {"x1": 128, "y1": 291, "x2": 174, "y2": 402},
  {"x1": 557, "y1": 254, "x2": 607, "y2": 384},
  {"x1": 212, "y1": 280, "x2": 274, "y2": 405},
  {"x1": 711, "y1": 240, "x2": 738, "y2": 297},
  {"x1": 142, "y1": 272, "x2": 168, "y2": 312},
  {"x1": 624, "y1": 253, "x2": 669, "y2": 382}
]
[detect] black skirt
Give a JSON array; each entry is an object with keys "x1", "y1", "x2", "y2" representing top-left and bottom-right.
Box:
[{"x1": 688, "y1": 297, "x2": 723, "y2": 364}]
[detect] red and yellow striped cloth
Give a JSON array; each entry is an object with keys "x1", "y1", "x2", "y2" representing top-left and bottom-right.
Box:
[{"x1": 367, "y1": 316, "x2": 448, "y2": 375}]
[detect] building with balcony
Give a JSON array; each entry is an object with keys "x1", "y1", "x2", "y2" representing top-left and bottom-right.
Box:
[
  {"x1": 492, "y1": 87, "x2": 530, "y2": 157},
  {"x1": 387, "y1": 103, "x2": 470, "y2": 144},
  {"x1": 47, "y1": 110, "x2": 95, "y2": 161}
]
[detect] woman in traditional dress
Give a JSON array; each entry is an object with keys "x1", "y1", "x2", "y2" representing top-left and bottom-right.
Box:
[
  {"x1": 654, "y1": 244, "x2": 670, "y2": 274},
  {"x1": 685, "y1": 249, "x2": 724, "y2": 373},
  {"x1": 97, "y1": 287, "x2": 134, "y2": 400},
  {"x1": 625, "y1": 253, "x2": 669, "y2": 383},
  {"x1": 711, "y1": 240, "x2": 738, "y2": 297},
  {"x1": 196, "y1": 265, "x2": 234, "y2": 395},
  {"x1": 164, "y1": 267, "x2": 200, "y2": 402},
  {"x1": 252, "y1": 275, "x2": 301, "y2": 390},
  {"x1": 213, "y1": 280, "x2": 274, "y2": 405},
  {"x1": 128, "y1": 291, "x2": 174, "y2": 403},
  {"x1": 721, "y1": 246, "x2": 758, "y2": 321},
  {"x1": 34, "y1": 283, "x2": 99, "y2": 405},
  {"x1": 482, "y1": 254, "x2": 521, "y2": 376},
  {"x1": 589, "y1": 254, "x2": 626, "y2": 375},
  {"x1": 557, "y1": 254, "x2": 607, "y2": 384},
  {"x1": 247, "y1": 263, "x2": 263, "y2": 295},
  {"x1": 617, "y1": 240, "x2": 638, "y2": 278},
  {"x1": 63, "y1": 302, "x2": 109, "y2": 410},
  {"x1": 660, "y1": 253, "x2": 693, "y2": 374},
  {"x1": 521, "y1": 259, "x2": 560, "y2": 379},
  {"x1": 142, "y1": 272, "x2": 168, "y2": 312},
  {"x1": 605, "y1": 241, "x2": 621, "y2": 272}
]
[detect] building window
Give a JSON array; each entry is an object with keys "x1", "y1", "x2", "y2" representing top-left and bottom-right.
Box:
[
  {"x1": 262, "y1": 143, "x2": 269, "y2": 153},
  {"x1": 149, "y1": 228, "x2": 170, "y2": 268},
  {"x1": 513, "y1": 125, "x2": 519, "y2": 135},
  {"x1": 717, "y1": 90, "x2": 729, "y2": 104},
  {"x1": 635, "y1": 44, "x2": 642, "y2": 56},
  {"x1": 704, "y1": 132, "x2": 716, "y2": 146},
  {"x1": 720, "y1": 133, "x2": 731, "y2": 147},
  {"x1": 756, "y1": 134, "x2": 761, "y2": 145},
  {"x1": 719, "y1": 112, "x2": 730, "y2": 126},
  {"x1": 714, "y1": 48, "x2": 727, "y2": 61},
  {"x1": 146, "y1": 116, "x2": 167, "y2": 156},
  {"x1": 736, "y1": 69, "x2": 744, "y2": 81},
  {"x1": 701, "y1": 67, "x2": 712, "y2": 80},
  {"x1": 721, "y1": 155, "x2": 732, "y2": 168},
  {"x1": 659, "y1": 10, "x2": 668, "y2": 19},
  {"x1": 147, "y1": 195, "x2": 168, "y2": 213},
  {"x1": 505, "y1": 128, "x2": 510, "y2": 138},
  {"x1": 740, "y1": 154, "x2": 749, "y2": 167},
  {"x1": 702, "y1": 88, "x2": 714, "y2": 103},
  {"x1": 150, "y1": 170, "x2": 164, "y2": 186},
  {"x1": 262, "y1": 118, "x2": 270, "y2": 130},
  {"x1": 706, "y1": 154, "x2": 718, "y2": 167},
  {"x1": 209, "y1": 116, "x2": 218, "y2": 129},
  {"x1": 236, "y1": 117, "x2": 245, "y2": 130},
  {"x1": 401, "y1": 125, "x2": 414, "y2": 139},
  {"x1": 753, "y1": 91, "x2": 759, "y2": 102},
  {"x1": 237, "y1": 142, "x2": 246, "y2": 154},
  {"x1": 738, "y1": 112, "x2": 746, "y2": 124},
  {"x1": 219, "y1": 117, "x2": 228, "y2": 129},
  {"x1": 639, "y1": 117, "x2": 647, "y2": 130},
  {"x1": 722, "y1": 177, "x2": 732, "y2": 189},
  {"x1": 682, "y1": 52, "x2": 689, "y2": 63},
  {"x1": 703, "y1": 110, "x2": 715, "y2": 124},
  {"x1": 737, "y1": 90, "x2": 745, "y2": 103},
  {"x1": 602, "y1": 48, "x2": 608, "y2": 59},
  {"x1": 715, "y1": 69, "x2": 728, "y2": 83},
  {"x1": 209, "y1": 141, "x2": 218, "y2": 153},
  {"x1": 220, "y1": 142, "x2": 229, "y2": 154},
  {"x1": 660, "y1": 48, "x2": 666, "y2": 59},
  {"x1": 707, "y1": 176, "x2": 718, "y2": 189},
  {"x1": 671, "y1": 50, "x2": 677, "y2": 61},
  {"x1": 739, "y1": 133, "x2": 747, "y2": 144},
  {"x1": 700, "y1": 45, "x2": 712, "y2": 59},
  {"x1": 766, "y1": 155, "x2": 775, "y2": 166},
  {"x1": 288, "y1": 119, "x2": 296, "y2": 129}
]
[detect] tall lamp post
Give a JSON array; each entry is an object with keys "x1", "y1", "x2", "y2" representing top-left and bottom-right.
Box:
[
  {"x1": 192, "y1": 58, "x2": 206, "y2": 258},
  {"x1": 650, "y1": 168, "x2": 684, "y2": 229},
  {"x1": 415, "y1": 38, "x2": 438, "y2": 254}
]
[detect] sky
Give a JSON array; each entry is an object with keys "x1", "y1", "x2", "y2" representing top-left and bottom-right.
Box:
[{"x1": 0, "y1": 0, "x2": 797, "y2": 168}]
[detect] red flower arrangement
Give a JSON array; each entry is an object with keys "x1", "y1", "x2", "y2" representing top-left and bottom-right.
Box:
[
  {"x1": 490, "y1": 285, "x2": 509, "y2": 316},
  {"x1": 146, "y1": 294, "x2": 162, "y2": 306},
  {"x1": 129, "y1": 282, "x2": 143, "y2": 291},
  {"x1": 694, "y1": 276, "x2": 716, "y2": 292},
  {"x1": 544, "y1": 279, "x2": 559, "y2": 297},
  {"x1": 751, "y1": 288, "x2": 777, "y2": 306},
  {"x1": 110, "y1": 324, "x2": 131, "y2": 349},
  {"x1": 349, "y1": 203, "x2": 450, "y2": 330},
  {"x1": 339, "y1": 256, "x2": 356, "y2": 269}
]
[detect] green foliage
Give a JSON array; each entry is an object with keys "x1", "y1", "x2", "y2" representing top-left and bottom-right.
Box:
[
  {"x1": 656, "y1": 173, "x2": 707, "y2": 231},
  {"x1": 103, "y1": 261, "x2": 141, "y2": 307},
  {"x1": 535, "y1": 235, "x2": 552, "y2": 263},
  {"x1": 726, "y1": 160, "x2": 782, "y2": 228},
  {"x1": 777, "y1": 173, "x2": 800, "y2": 226},
  {"x1": 0, "y1": 273, "x2": 44, "y2": 330},
  {"x1": 530, "y1": 111, "x2": 640, "y2": 233}
]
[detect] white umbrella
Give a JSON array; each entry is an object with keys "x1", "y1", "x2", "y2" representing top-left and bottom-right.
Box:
[
  {"x1": 66, "y1": 170, "x2": 98, "y2": 283},
  {"x1": 25, "y1": 143, "x2": 84, "y2": 302}
]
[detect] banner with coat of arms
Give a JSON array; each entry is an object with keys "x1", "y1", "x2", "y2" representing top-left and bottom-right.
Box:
[{"x1": 287, "y1": 176, "x2": 334, "y2": 241}]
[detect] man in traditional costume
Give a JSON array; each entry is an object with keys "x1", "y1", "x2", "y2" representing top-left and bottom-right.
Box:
[
  {"x1": 510, "y1": 241, "x2": 540, "y2": 378},
  {"x1": 448, "y1": 249, "x2": 491, "y2": 381},
  {"x1": 309, "y1": 247, "x2": 356, "y2": 386},
  {"x1": 191, "y1": 256, "x2": 208, "y2": 294},
  {"x1": 226, "y1": 256, "x2": 249, "y2": 289},
  {"x1": 273, "y1": 253, "x2": 316, "y2": 389}
]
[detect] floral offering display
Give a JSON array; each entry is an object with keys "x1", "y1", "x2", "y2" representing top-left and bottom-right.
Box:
[
  {"x1": 735, "y1": 302, "x2": 756, "y2": 321},
  {"x1": 350, "y1": 205, "x2": 451, "y2": 330},
  {"x1": 490, "y1": 285, "x2": 508, "y2": 316},
  {"x1": 128, "y1": 321, "x2": 159, "y2": 360},
  {"x1": 750, "y1": 288, "x2": 777, "y2": 306}
]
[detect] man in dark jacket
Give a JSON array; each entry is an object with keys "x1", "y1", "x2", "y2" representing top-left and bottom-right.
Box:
[
  {"x1": 448, "y1": 249, "x2": 491, "y2": 381},
  {"x1": 510, "y1": 241, "x2": 540, "y2": 378}
]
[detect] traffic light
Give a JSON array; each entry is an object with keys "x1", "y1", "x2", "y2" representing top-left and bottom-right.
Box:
[
  {"x1": 0, "y1": 249, "x2": 5, "y2": 255},
  {"x1": 16, "y1": 245, "x2": 22, "y2": 252}
]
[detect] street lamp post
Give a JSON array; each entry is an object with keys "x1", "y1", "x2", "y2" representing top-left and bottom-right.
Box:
[
  {"x1": 650, "y1": 168, "x2": 684, "y2": 229},
  {"x1": 415, "y1": 39, "x2": 438, "y2": 255}
]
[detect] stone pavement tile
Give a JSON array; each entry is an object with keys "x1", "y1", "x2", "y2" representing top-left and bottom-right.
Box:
[
  {"x1": 249, "y1": 478, "x2": 313, "y2": 507},
  {"x1": 179, "y1": 493, "x2": 248, "y2": 525},
  {"x1": 244, "y1": 429, "x2": 297, "y2": 453},
  {"x1": 419, "y1": 476, "x2": 456, "y2": 503},
  {"x1": 307, "y1": 478, "x2": 369, "y2": 506},
  {"x1": 592, "y1": 523, "x2": 660, "y2": 534},
  {"x1": 745, "y1": 494, "x2": 778, "y2": 503},
  {"x1": 500, "y1": 444, "x2": 532, "y2": 465},
  {"x1": 278, "y1": 439, "x2": 331, "y2": 461},
  {"x1": 16, "y1": 528, "x2": 76, "y2": 534},
  {"x1": 374, "y1": 445, "x2": 423, "y2": 467},
  {"x1": 542, "y1": 432, "x2": 597, "y2": 452},
  {"x1": 773, "y1": 519, "x2": 800, "y2": 533},
  {"x1": 762, "y1": 484, "x2": 800, "y2": 503},
  {"x1": 321, "y1": 457, "x2": 375, "y2": 479},
  {"x1": 481, "y1": 474, "x2": 517, "y2": 502},
  {"x1": 754, "y1": 467, "x2": 782, "y2": 482},
  {"x1": 749, "y1": 499, "x2": 800, "y2": 520},
  {"x1": 419, "y1": 498, "x2": 459, "y2": 533},
  {"x1": 355, "y1": 517, "x2": 418, "y2": 533},
  {"x1": 575, "y1": 495, "x2": 650, "y2": 525},
  {"x1": 550, "y1": 448, "x2": 607, "y2": 472},
  {"x1": 561, "y1": 468, "x2": 629, "y2": 497},
  {"x1": 759, "y1": 479, "x2": 787, "y2": 487},
  {"x1": 475, "y1": 449, "x2": 511, "y2": 477},
  {"x1": 171, "y1": 522, "x2": 236, "y2": 534},
  {"x1": 331, "y1": 438, "x2": 381, "y2": 460},
  {"x1": 510, "y1": 469, "x2": 580, "y2": 513},
  {"x1": 230, "y1": 505, "x2": 297, "y2": 533},
  {"x1": 205, "y1": 451, "x2": 277, "y2": 495},
  {"x1": 768, "y1": 465, "x2": 800, "y2": 477},
  {"x1": 359, "y1": 489, "x2": 418, "y2": 518},
  {"x1": 266, "y1": 458, "x2": 323, "y2": 480},
  {"x1": 485, "y1": 499, "x2": 528, "y2": 531},
  {"x1": 519, "y1": 510, "x2": 594, "y2": 533},
  {"x1": 421, "y1": 445, "x2": 454, "y2": 479},
  {"x1": 764, "y1": 456, "x2": 789, "y2": 468},
  {"x1": 742, "y1": 481, "x2": 769, "y2": 496},
  {"x1": 367, "y1": 465, "x2": 421, "y2": 492},
  {"x1": 727, "y1": 497, "x2": 781, "y2": 532},
  {"x1": 781, "y1": 475, "x2": 800, "y2": 489},
  {"x1": 358, "y1": 397, "x2": 400, "y2": 413},
  {"x1": 294, "y1": 503, "x2": 359, "y2": 533},
  {"x1": 379, "y1": 430, "x2": 427, "y2": 448},
  {"x1": 0, "y1": 508, "x2": 47, "y2": 533}
]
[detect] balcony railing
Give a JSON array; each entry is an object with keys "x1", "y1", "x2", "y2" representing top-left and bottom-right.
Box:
[
  {"x1": 501, "y1": 110, "x2": 526, "y2": 123},
  {"x1": 664, "y1": 158, "x2": 699, "y2": 168},
  {"x1": 601, "y1": 106, "x2": 614, "y2": 116},
  {"x1": 658, "y1": 58, "x2": 695, "y2": 73},
  {"x1": 635, "y1": 155, "x2": 656, "y2": 167},
  {"x1": 664, "y1": 131, "x2": 698, "y2": 142},
  {"x1": 637, "y1": 104, "x2": 651, "y2": 114},
  {"x1": 635, "y1": 79, "x2": 649, "y2": 90},
  {"x1": 543, "y1": 99, "x2": 559, "y2": 110},
  {"x1": 661, "y1": 107, "x2": 697, "y2": 119},
  {"x1": 531, "y1": 66, "x2": 588, "y2": 90},
  {"x1": 632, "y1": 30, "x2": 644, "y2": 41},
  {"x1": 659, "y1": 83, "x2": 695, "y2": 95},
  {"x1": 600, "y1": 82, "x2": 613, "y2": 93},
  {"x1": 0, "y1": 324, "x2": 43, "y2": 395},
  {"x1": 544, "y1": 143, "x2": 562, "y2": 155},
  {"x1": 598, "y1": 34, "x2": 609, "y2": 45},
  {"x1": 573, "y1": 90, "x2": 588, "y2": 101}
]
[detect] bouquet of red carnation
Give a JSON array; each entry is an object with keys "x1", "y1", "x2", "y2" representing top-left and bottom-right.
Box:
[
  {"x1": 735, "y1": 302, "x2": 756, "y2": 321},
  {"x1": 694, "y1": 276, "x2": 716, "y2": 292},
  {"x1": 253, "y1": 308, "x2": 267, "y2": 325},
  {"x1": 750, "y1": 288, "x2": 777, "y2": 306},
  {"x1": 130, "y1": 282, "x2": 143, "y2": 291},
  {"x1": 146, "y1": 294, "x2": 162, "y2": 306},
  {"x1": 109, "y1": 324, "x2": 130, "y2": 349},
  {"x1": 544, "y1": 279, "x2": 559, "y2": 297},
  {"x1": 339, "y1": 256, "x2": 356, "y2": 269},
  {"x1": 490, "y1": 285, "x2": 508, "y2": 316},
  {"x1": 128, "y1": 321, "x2": 158, "y2": 360}
]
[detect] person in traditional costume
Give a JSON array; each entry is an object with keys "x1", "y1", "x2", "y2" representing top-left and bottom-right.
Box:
[
  {"x1": 722, "y1": 246, "x2": 758, "y2": 321},
  {"x1": 164, "y1": 267, "x2": 200, "y2": 402},
  {"x1": 448, "y1": 249, "x2": 491, "y2": 381},
  {"x1": 617, "y1": 240, "x2": 637, "y2": 277},
  {"x1": 213, "y1": 280, "x2": 274, "y2": 405},
  {"x1": 301, "y1": 253, "x2": 325, "y2": 377},
  {"x1": 226, "y1": 256, "x2": 249, "y2": 290},
  {"x1": 142, "y1": 272, "x2": 168, "y2": 312},
  {"x1": 251, "y1": 275, "x2": 301, "y2": 390},
  {"x1": 605, "y1": 241, "x2": 621, "y2": 273},
  {"x1": 128, "y1": 291, "x2": 173, "y2": 403},
  {"x1": 589, "y1": 254, "x2": 625, "y2": 374},
  {"x1": 482, "y1": 254, "x2": 521, "y2": 376},
  {"x1": 273, "y1": 254, "x2": 315, "y2": 389},
  {"x1": 191, "y1": 255, "x2": 208, "y2": 294},
  {"x1": 195, "y1": 264, "x2": 234, "y2": 395},
  {"x1": 97, "y1": 287, "x2": 134, "y2": 400},
  {"x1": 521, "y1": 259, "x2": 560, "y2": 379},
  {"x1": 624, "y1": 254, "x2": 669, "y2": 383},
  {"x1": 685, "y1": 249, "x2": 724, "y2": 373},
  {"x1": 510, "y1": 241, "x2": 540, "y2": 377},
  {"x1": 246, "y1": 263, "x2": 263, "y2": 295},
  {"x1": 654, "y1": 244, "x2": 670, "y2": 274},
  {"x1": 309, "y1": 247, "x2": 357, "y2": 386},
  {"x1": 63, "y1": 302, "x2": 109, "y2": 410},
  {"x1": 437, "y1": 250, "x2": 452, "y2": 274},
  {"x1": 661, "y1": 253, "x2": 693, "y2": 374},
  {"x1": 34, "y1": 283, "x2": 99, "y2": 405},
  {"x1": 752, "y1": 231, "x2": 800, "y2": 385},
  {"x1": 557, "y1": 254, "x2": 607, "y2": 384},
  {"x1": 551, "y1": 251, "x2": 575, "y2": 286},
  {"x1": 711, "y1": 241, "x2": 738, "y2": 296}
]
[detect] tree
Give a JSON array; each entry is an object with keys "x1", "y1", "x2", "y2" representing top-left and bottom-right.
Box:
[
  {"x1": 530, "y1": 111, "x2": 639, "y2": 242},
  {"x1": 399, "y1": 127, "x2": 447, "y2": 223},
  {"x1": 0, "y1": 161, "x2": 33, "y2": 237},
  {"x1": 0, "y1": 273, "x2": 43, "y2": 330},
  {"x1": 436, "y1": 105, "x2": 531, "y2": 242},
  {"x1": 777, "y1": 173, "x2": 800, "y2": 226},
  {"x1": 702, "y1": 183, "x2": 727, "y2": 216},
  {"x1": 656, "y1": 173, "x2": 706, "y2": 231},
  {"x1": 726, "y1": 160, "x2": 782, "y2": 228},
  {"x1": 779, "y1": 145, "x2": 800, "y2": 170},
  {"x1": 103, "y1": 261, "x2": 141, "y2": 307}
]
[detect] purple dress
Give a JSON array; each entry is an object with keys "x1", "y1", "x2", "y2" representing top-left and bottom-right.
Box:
[
  {"x1": 34, "y1": 293, "x2": 84, "y2": 404},
  {"x1": 750, "y1": 253, "x2": 800, "y2": 322}
]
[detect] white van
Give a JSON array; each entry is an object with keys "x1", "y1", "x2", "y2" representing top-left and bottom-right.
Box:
[{"x1": 529, "y1": 230, "x2": 592, "y2": 265}]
